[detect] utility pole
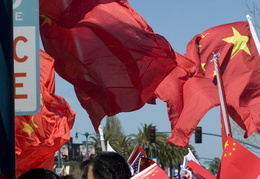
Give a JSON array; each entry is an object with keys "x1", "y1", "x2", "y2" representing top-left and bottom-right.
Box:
[{"x1": 76, "y1": 132, "x2": 90, "y2": 159}]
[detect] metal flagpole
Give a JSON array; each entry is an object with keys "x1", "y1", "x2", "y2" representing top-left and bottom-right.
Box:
[
  {"x1": 98, "y1": 125, "x2": 106, "y2": 151},
  {"x1": 246, "y1": 14, "x2": 260, "y2": 55},
  {"x1": 211, "y1": 53, "x2": 232, "y2": 137},
  {"x1": 0, "y1": 0, "x2": 16, "y2": 178}
]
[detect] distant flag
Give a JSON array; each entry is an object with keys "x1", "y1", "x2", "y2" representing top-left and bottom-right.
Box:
[
  {"x1": 106, "y1": 141, "x2": 116, "y2": 152},
  {"x1": 180, "y1": 148, "x2": 200, "y2": 179},
  {"x1": 53, "y1": 164, "x2": 56, "y2": 171},
  {"x1": 59, "y1": 165, "x2": 65, "y2": 176},
  {"x1": 187, "y1": 160, "x2": 216, "y2": 179},
  {"x1": 131, "y1": 152, "x2": 146, "y2": 174},
  {"x1": 138, "y1": 157, "x2": 156, "y2": 173},
  {"x1": 130, "y1": 163, "x2": 168, "y2": 179},
  {"x1": 182, "y1": 148, "x2": 199, "y2": 167},
  {"x1": 128, "y1": 146, "x2": 147, "y2": 165},
  {"x1": 217, "y1": 136, "x2": 260, "y2": 179},
  {"x1": 128, "y1": 146, "x2": 147, "y2": 175}
]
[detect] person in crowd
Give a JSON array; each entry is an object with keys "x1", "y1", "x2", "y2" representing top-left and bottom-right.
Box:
[
  {"x1": 17, "y1": 168, "x2": 75, "y2": 179},
  {"x1": 82, "y1": 151, "x2": 131, "y2": 179},
  {"x1": 18, "y1": 168, "x2": 61, "y2": 179}
]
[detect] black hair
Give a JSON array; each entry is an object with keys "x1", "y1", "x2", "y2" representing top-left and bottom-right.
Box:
[
  {"x1": 18, "y1": 168, "x2": 61, "y2": 179},
  {"x1": 84, "y1": 152, "x2": 131, "y2": 179}
]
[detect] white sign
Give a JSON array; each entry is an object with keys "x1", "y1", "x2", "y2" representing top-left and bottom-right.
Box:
[{"x1": 13, "y1": 0, "x2": 40, "y2": 115}]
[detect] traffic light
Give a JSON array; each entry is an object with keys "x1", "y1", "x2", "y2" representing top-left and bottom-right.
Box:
[
  {"x1": 195, "y1": 126, "x2": 202, "y2": 143},
  {"x1": 149, "y1": 126, "x2": 156, "y2": 143}
]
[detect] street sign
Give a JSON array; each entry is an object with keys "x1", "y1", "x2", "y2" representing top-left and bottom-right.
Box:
[
  {"x1": 204, "y1": 161, "x2": 214, "y2": 164},
  {"x1": 13, "y1": 0, "x2": 40, "y2": 115}
]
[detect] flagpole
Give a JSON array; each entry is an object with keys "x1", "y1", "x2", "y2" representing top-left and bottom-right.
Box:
[
  {"x1": 211, "y1": 53, "x2": 232, "y2": 137},
  {"x1": 98, "y1": 125, "x2": 106, "y2": 151},
  {"x1": 246, "y1": 14, "x2": 260, "y2": 55}
]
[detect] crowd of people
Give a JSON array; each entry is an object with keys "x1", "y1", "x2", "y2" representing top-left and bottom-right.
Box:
[{"x1": 12, "y1": 152, "x2": 132, "y2": 179}]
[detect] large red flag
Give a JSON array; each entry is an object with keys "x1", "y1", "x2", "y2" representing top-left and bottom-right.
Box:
[
  {"x1": 15, "y1": 50, "x2": 75, "y2": 177},
  {"x1": 185, "y1": 21, "x2": 260, "y2": 138},
  {"x1": 39, "y1": 0, "x2": 195, "y2": 131},
  {"x1": 217, "y1": 136, "x2": 260, "y2": 179},
  {"x1": 154, "y1": 56, "x2": 219, "y2": 146}
]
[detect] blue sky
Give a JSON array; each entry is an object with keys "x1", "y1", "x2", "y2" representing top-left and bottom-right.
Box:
[{"x1": 53, "y1": 0, "x2": 259, "y2": 165}]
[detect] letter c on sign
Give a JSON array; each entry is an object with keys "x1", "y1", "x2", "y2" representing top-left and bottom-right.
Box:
[
  {"x1": 13, "y1": 0, "x2": 22, "y2": 9},
  {"x1": 14, "y1": 36, "x2": 28, "y2": 63}
]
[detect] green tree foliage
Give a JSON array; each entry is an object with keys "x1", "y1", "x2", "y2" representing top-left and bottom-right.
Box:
[
  {"x1": 208, "y1": 157, "x2": 220, "y2": 175},
  {"x1": 129, "y1": 123, "x2": 197, "y2": 178},
  {"x1": 103, "y1": 116, "x2": 125, "y2": 141}
]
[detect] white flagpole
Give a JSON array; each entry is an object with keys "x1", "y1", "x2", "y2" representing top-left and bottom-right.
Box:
[
  {"x1": 98, "y1": 125, "x2": 106, "y2": 151},
  {"x1": 247, "y1": 14, "x2": 260, "y2": 55},
  {"x1": 211, "y1": 53, "x2": 232, "y2": 136}
]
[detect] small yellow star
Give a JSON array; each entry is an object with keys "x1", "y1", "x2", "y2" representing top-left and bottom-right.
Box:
[
  {"x1": 40, "y1": 93, "x2": 43, "y2": 106},
  {"x1": 196, "y1": 43, "x2": 201, "y2": 52},
  {"x1": 140, "y1": 160, "x2": 145, "y2": 166},
  {"x1": 201, "y1": 63, "x2": 206, "y2": 71},
  {"x1": 30, "y1": 116, "x2": 39, "y2": 129},
  {"x1": 222, "y1": 27, "x2": 251, "y2": 59},
  {"x1": 212, "y1": 70, "x2": 216, "y2": 77},
  {"x1": 201, "y1": 33, "x2": 209, "y2": 38}
]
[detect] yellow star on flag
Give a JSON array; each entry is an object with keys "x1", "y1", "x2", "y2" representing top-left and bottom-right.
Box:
[
  {"x1": 222, "y1": 27, "x2": 251, "y2": 59},
  {"x1": 196, "y1": 43, "x2": 201, "y2": 52},
  {"x1": 30, "y1": 116, "x2": 39, "y2": 129},
  {"x1": 40, "y1": 14, "x2": 52, "y2": 26},
  {"x1": 201, "y1": 63, "x2": 206, "y2": 71},
  {"x1": 21, "y1": 121, "x2": 35, "y2": 138},
  {"x1": 40, "y1": 93, "x2": 43, "y2": 106}
]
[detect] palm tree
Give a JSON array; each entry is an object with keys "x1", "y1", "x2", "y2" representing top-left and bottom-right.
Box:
[
  {"x1": 208, "y1": 157, "x2": 220, "y2": 175},
  {"x1": 109, "y1": 135, "x2": 133, "y2": 159},
  {"x1": 129, "y1": 123, "x2": 197, "y2": 179}
]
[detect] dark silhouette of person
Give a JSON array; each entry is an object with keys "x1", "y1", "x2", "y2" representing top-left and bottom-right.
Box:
[{"x1": 82, "y1": 152, "x2": 131, "y2": 179}]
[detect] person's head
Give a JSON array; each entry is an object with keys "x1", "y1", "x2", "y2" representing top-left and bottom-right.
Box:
[
  {"x1": 18, "y1": 168, "x2": 61, "y2": 179},
  {"x1": 82, "y1": 152, "x2": 131, "y2": 179}
]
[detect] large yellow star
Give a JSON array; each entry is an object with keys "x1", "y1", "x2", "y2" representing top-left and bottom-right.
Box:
[
  {"x1": 222, "y1": 27, "x2": 251, "y2": 59},
  {"x1": 40, "y1": 14, "x2": 52, "y2": 26},
  {"x1": 21, "y1": 121, "x2": 35, "y2": 138},
  {"x1": 224, "y1": 140, "x2": 229, "y2": 149}
]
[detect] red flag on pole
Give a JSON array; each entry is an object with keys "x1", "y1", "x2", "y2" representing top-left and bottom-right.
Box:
[
  {"x1": 217, "y1": 136, "x2": 260, "y2": 179},
  {"x1": 138, "y1": 157, "x2": 156, "y2": 173},
  {"x1": 15, "y1": 50, "x2": 75, "y2": 177},
  {"x1": 184, "y1": 21, "x2": 260, "y2": 138},
  {"x1": 39, "y1": 0, "x2": 195, "y2": 132},
  {"x1": 131, "y1": 163, "x2": 168, "y2": 179},
  {"x1": 155, "y1": 55, "x2": 219, "y2": 146}
]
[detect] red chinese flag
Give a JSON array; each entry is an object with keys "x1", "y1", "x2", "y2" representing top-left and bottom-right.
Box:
[
  {"x1": 39, "y1": 0, "x2": 195, "y2": 131},
  {"x1": 187, "y1": 160, "x2": 216, "y2": 179},
  {"x1": 15, "y1": 50, "x2": 75, "y2": 177},
  {"x1": 217, "y1": 136, "x2": 260, "y2": 179},
  {"x1": 131, "y1": 163, "x2": 168, "y2": 179},
  {"x1": 138, "y1": 157, "x2": 156, "y2": 173},
  {"x1": 185, "y1": 21, "x2": 260, "y2": 137},
  {"x1": 155, "y1": 54, "x2": 219, "y2": 146}
]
